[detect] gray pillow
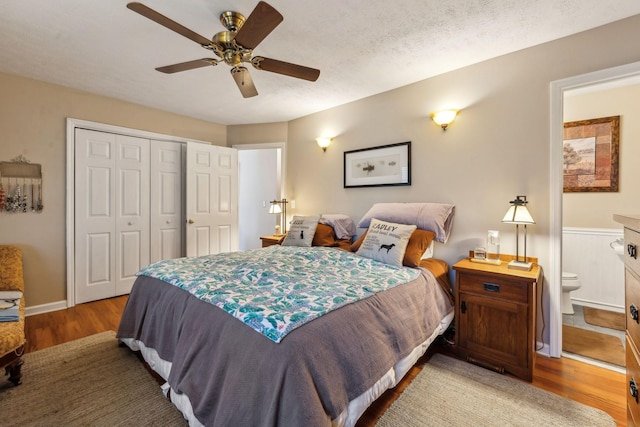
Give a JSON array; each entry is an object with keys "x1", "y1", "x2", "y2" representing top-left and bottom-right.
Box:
[{"x1": 357, "y1": 202, "x2": 454, "y2": 243}]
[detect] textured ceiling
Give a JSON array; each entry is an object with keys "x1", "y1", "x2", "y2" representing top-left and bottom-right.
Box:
[{"x1": 1, "y1": 1, "x2": 640, "y2": 125}]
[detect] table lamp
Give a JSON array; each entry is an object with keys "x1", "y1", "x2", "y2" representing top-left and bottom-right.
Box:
[
  {"x1": 501, "y1": 195, "x2": 535, "y2": 271},
  {"x1": 269, "y1": 199, "x2": 288, "y2": 235}
]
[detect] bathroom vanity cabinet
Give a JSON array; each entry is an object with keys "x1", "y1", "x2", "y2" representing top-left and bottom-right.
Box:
[{"x1": 613, "y1": 214, "x2": 640, "y2": 426}]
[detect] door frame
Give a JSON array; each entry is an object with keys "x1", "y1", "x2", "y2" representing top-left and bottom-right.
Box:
[
  {"x1": 233, "y1": 142, "x2": 286, "y2": 195},
  {"x1": 65, "y1": 118, "x2": 218, "y2": 307},
  {"x1": 548, "y1": 60, "x2": 640, "y2": 357},
  {"x1": 234, "y1": 142, "x2": 286, "y2": 249}
]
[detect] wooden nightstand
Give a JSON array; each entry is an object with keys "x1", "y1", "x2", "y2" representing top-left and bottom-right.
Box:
[
  {"x1": 260, "y1": 234, "x2": 285, "y2": 248},
  {"x1": 452, "y1": 256, "x2": 541, "y2": 381}
]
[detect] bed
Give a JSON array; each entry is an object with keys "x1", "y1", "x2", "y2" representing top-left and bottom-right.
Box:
[{"x1": 117, "y1": 204, "x2": 455, "y2": 426}]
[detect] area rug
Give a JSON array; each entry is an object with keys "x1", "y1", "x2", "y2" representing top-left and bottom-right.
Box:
[
  {"x1": 583, "y1": 306, "x2": 626, "y2": 331},
  {"x1": 0, "y1": 331, "x2": 187, "y2": 426},
  {"x1": 563, "y1": 324, "x2": 625, "y2": 367},
  {"x1": 376, "y1": 353, "x2": 615, "y2": 427}
]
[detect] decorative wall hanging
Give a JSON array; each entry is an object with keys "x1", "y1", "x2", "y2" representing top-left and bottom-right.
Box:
[
  {"x1": 0, "y1": 155, "x2": 44, "y2": 213},
  {"x1": 344, "y1": 141, "x2": 411, "y2": 188},
  {"x1": 563, "y1": 116, "x2": 619, "y2": 193}
]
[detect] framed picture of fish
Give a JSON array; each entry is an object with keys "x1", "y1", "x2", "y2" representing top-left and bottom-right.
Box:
[{"x1": 344, "y1": 141, "x2": 411, "y2": 188}]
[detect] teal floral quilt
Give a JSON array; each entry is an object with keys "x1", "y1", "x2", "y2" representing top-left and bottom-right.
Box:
[{"x1": 137, "y1": 246, "x2": 420, "y2": 343}]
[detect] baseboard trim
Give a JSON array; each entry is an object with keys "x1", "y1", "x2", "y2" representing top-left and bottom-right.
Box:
[
  {"x1": 536, "y1": 341, "x2": 551, "y2": 357},
  {"x1": 25, "y1": 300, "x2": 68, "y2": 317}
]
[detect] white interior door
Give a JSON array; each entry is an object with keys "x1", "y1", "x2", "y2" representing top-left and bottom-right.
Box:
[
  {"x1": 75, "y1": 129, "x2": 150, "y2": 303},
  {"x1": 150, "y1": 141, "x2": 184, "y2": 262},
  {"x1": 186, "y1": 142, "x2": 238, "y2": 257},
  {"x1": 238, "y1": 148, "x2": 279, "y2": 250}
]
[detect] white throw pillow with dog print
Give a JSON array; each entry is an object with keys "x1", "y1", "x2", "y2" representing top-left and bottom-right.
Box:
[
  {"x1": 356, "y1": 218, "x2": 416, "y2": 267},
  {"x1": 281, "y1": 215, "x2": 320, "y2": 247}
]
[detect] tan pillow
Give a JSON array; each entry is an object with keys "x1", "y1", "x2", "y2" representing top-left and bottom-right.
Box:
[
  {"x1": 312, "y1": 223, "x2": 338, "y2": 247},
  {"x1": 352, "y1": 228, "x2": 435, "y2": 268},
  {"x1": 355, "y1": 219, "x2": 416, "y2": 267}
]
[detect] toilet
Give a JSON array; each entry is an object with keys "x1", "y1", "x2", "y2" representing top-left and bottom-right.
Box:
[{"x1": 561, "y1": 272, "x2": 581, "y2": 314}]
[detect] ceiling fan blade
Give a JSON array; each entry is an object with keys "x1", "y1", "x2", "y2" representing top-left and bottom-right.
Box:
[
  {"x1": 127, "y1": 2, "x2": 212, "y2": 47},
  {"x1": 233, "y1": 1, "x2": 283, "y2": 50},
  {"x1": 252, "y1": 57, "x2": 320, "y2": 82},
  {"x1": 231, "y1": 67, "x2": 258, "y2": 98},
  {"x1": 156, "y1": 59, "x2": 218, "y2": 74}
]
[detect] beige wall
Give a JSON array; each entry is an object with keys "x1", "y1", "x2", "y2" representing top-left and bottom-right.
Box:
[
  {"x1": 283, "y1": 15, "x2": 640, "y2": 267},
  {"x1": 228, "y1": 122, "x2": 288, "y2": 145},
  {"x1": 563, "y1": 84, "x2": 640, "y2": 228},
  {"x1": 0, "y1": 72, "x2": 226, "y2": 307},
  {"x1": 276, "y1": 15, "x2": 640, "y2": 344}
]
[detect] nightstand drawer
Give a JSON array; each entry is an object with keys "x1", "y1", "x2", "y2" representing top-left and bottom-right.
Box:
[{"x1": 458, "y1": 274, "x2": 528, "y2": 304}]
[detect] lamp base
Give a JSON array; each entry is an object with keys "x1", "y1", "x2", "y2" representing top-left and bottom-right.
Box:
[{"x1": 507, "y1": 260, "x2": 533, "y2": 271}]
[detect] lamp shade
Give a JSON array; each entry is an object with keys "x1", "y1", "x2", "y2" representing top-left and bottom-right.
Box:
[
  {"x1": 502, "y1": 205, "x2": 535, "y2": 224},
  {"x1": 501, "y1": 196, "x2": 535, "y2": 224},
  {"x1": 432, "y1": 110, "x2": 457, "y2": 126},
  {"x1": 316, "y1": 137, "x2": 332, "y2": 152},
  {"x1": 431, "y1": 110, "x2": 458, "y2": 130},
  {"x1": 269, "y1": 202, "x2": 282, "y2": 214}
]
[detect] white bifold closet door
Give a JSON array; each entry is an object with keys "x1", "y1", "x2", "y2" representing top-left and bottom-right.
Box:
[
  {"x1": 74, "y1": 129, "x2": 237, "y2": 304},
  {"x1": 74, "y1": 129, "x2": 150, "y2": 303}
]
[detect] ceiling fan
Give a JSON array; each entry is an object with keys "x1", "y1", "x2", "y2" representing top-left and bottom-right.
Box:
[{"x1": 127, "y1": 1, "x2": 320, "y2": 98}]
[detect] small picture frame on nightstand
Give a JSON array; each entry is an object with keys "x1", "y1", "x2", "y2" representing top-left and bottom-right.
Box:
[
  {"x1": 474, "y1": 247, "x2": 486, "y2": 260},
  {"x1": 470, "y1": 248, "x2": 501, "y2": 265}
]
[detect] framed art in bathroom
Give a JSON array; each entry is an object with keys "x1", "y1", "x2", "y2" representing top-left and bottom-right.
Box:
[
  {"x1": 563, "y1": 115, "x2": 619, "y2": 193},
  {"x1": 343, "y1": 141, "x2": 411, "y2": 188}
]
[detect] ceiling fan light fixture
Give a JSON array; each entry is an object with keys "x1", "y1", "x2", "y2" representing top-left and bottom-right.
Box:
[{"x1": 128, "y1": 1, "x2": 320, "y2": 97}]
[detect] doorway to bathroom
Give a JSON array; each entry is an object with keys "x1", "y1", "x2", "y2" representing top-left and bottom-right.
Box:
[{"x1": 560, "y1": 74, "x2": 640, "y2": 371}]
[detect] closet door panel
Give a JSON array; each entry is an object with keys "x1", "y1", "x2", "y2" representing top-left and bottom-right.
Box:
[
  {"x1": 87, "y1": 233, "x2": 111, "y2": 284},
  {"x1": 150, "y1": 141, "x2": 184, "y2": 263},
  {"x1": 115, "y1": 135, "x2": 149, "y2": 296},
  {"x1": 75, "y1": 129, "x2": 117, "y2": 303}
]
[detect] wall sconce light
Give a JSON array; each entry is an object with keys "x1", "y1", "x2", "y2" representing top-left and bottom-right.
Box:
[
  {"x1": 316, "y1": 137, "x2": 333, "y2": 152},
  {"x1": 501, "y1": 195, "x2": 535, "y2": 271},
  {"x1": 431, "y1": 110, "x2": 458, "y2": 131}
]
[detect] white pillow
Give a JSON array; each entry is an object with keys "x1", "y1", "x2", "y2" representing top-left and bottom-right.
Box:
[
  {"x1": 281, "y1": 215, "x2": 320, "y2": 247},
  {"x1": 356, "y1": 219, "x2": 416, "y2": 267},
  {"x1": 421, "y1": 240, "x2": 435, "y2": 259}
]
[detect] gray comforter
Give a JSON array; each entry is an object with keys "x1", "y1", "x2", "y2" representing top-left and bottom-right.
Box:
[{"x1": 117, "y1": 263, "x2": 453, "y2": 426}]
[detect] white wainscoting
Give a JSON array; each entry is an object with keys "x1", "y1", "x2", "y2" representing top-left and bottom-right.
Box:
[{"x1": 562, "y1": 227, "x2": 625, "y2": 312}]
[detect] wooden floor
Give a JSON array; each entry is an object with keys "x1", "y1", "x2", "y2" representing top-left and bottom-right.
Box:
[{"x1": 23, "y1": 295, "x2": 627, "y2": 426}]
